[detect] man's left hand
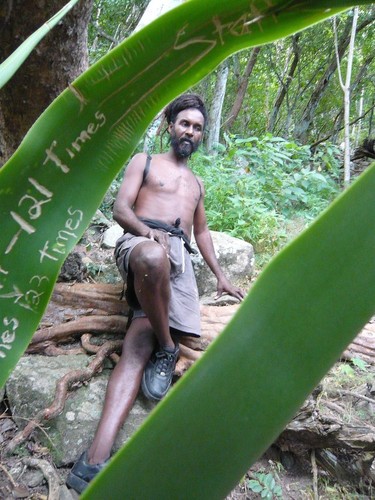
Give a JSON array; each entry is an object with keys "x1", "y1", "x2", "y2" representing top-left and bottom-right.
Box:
[{"x1": 215, "y1": 277, "x2": 246, "y2": 302}]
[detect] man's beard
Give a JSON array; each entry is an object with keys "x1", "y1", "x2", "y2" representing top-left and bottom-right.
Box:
[{"x1": 170, "y1": 134, "x2": 200, "y2": 158}]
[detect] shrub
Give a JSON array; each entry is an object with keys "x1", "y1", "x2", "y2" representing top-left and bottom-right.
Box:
[{"x1": 191, "y1": 135, "x2": 341, "y2": 263}]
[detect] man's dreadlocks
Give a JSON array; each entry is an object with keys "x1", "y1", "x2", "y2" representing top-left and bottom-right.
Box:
[{"x1": 164, "y1": 93, "x2": 207, "y2": 128}]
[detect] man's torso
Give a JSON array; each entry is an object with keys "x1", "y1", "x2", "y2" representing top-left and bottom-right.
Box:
[{"x1": 133, "y1": 154, "x2": 201, "y2": 239}]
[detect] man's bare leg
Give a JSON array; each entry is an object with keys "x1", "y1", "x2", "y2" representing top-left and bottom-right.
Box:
[
  {"x1": 129, "y1": 240, "x2": 180, "y2": 401},
  {"x1": 129, "y1": 241, "x2": 175, "y2": 350},
  {"x1": 86, "y1": 239, "x2": 175, "y2": 464},
  {"x1": 87, "y1": 317, "x2": 155, "y2": 464}
]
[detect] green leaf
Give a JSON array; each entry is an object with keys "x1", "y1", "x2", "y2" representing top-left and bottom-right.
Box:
[
  {"x1": 274, "y1": 485, "x2": 283, "y2": 496},
  {"x1": 351, "y1": 356, "x2": 369, "y2": 371},
  {"x1": 248, "y1": 480, "x2": 263, "y2": 493},
  {"x1": 264, "y1": 473, "x2": 276, "y2": 490},
  {"x1": 0, "y1": 0, "x2": 80, "y2": 89},
  {"x1": 2, "y1": 0, "x2": 369, "y2": 388},
  {"x1": 83, "y1": 163, "x2": 375, "y2": 498}
]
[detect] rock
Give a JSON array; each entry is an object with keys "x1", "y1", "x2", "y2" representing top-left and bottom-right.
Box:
[
  {"x1": 191, "y1": 231, "x2": 254, "y2": 297},
  {"x1": 91, "y1": 209, "x2": 112, "y2": 228},
  {"x1": 60, "y1": 484, "x2": 78, "y2": 500},
  {"x1": 102, "y1": 224, "x2": 123, "y2": 248},
  {"x1": 22, "y1": 468, "x2": 45, "y2": 488},
  {"x1": 6, "y1": 355, "x2": 155, "y2": 466},
  {"x1": 58, "y1": 252, "x2": 87, "y2": 282}
]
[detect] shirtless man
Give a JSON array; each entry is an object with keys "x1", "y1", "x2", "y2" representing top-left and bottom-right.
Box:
[{"x1": 67, "y1": 93, "x2": 245, "y2": 493}]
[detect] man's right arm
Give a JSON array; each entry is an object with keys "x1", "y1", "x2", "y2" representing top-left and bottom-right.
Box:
[
  {"x1": 113, "y1": 153, "x2": 151, "y2": 237},
  {"x1": 113, "y1": 154, "x2": 171, "y2": 251}
]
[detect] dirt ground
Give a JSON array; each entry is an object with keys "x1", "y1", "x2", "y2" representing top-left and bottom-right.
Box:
[
  {"x1": 1, "y1": 358, "x2": 374, "y2": 499},
  {"x1": 0, "y1": 418, "x2": 353, "y2": 499}
]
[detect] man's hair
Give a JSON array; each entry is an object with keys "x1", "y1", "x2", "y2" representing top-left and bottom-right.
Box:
[{"x1": 164, "y1": 93, "x2": 207, "y2": 128}]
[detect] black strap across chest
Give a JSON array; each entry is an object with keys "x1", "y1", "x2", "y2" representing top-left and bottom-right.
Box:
[{"x1": 142, "y1": 154, "x2": 152, "y2": 184}]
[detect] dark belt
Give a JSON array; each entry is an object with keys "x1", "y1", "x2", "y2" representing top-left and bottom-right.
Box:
[{"x1": 140, "y1": 217, "x2": 197, "y2": 254}]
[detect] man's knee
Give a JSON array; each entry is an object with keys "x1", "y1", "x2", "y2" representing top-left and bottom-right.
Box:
[{"x1": 130, "y1": 242, "x2": 169, "y2": 276}]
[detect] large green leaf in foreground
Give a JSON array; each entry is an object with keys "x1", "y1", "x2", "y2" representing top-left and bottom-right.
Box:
[
  {"x1": 2, "y1": 0, "x2": 370, "y2": 386},
  {"x1": 84, "y1": 162, "x2": 375, "y2": 498}
]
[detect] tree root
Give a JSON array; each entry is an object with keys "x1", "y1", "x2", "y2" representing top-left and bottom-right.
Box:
[
  {"x1": 6, "y1": 338, "x2": 122, "y2": 454},
  {"x1": 310, "y1": 449, "x2": 319, "y2": 500},
  {"x1": 44, "y1": 345, "x2": 86, "y2": 356},
  {"x1": 22, "y1": 457, "x2": 60, "y2": 500},
  {"x1": 81, "y1": 333, "x2": 121, "y2": 364},
  {"x1": 27, "y1": 315, "x2": 128, "y2": 353},
  {"x1": 175, "y1": 344, "x2": 203, "y2": 376}
]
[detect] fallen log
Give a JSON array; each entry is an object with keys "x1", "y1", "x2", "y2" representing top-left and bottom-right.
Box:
[
  {"x1": 28, "y1": 283, "x2": 242, "y2": 373},
  {"x1": 30, "y1": 283, "x2": 375, "y2": 368}
]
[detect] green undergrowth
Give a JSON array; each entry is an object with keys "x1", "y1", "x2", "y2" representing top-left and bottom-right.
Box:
[
  {"x1": 104, "y1": 134, "x2": 344, "y2": 270},
  {"x1": 190, "y1": 135, "x2": 342, "y2": 266}
]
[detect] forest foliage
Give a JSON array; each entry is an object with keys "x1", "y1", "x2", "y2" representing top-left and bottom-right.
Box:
[
  {"x1": 89, "y1": 2, "x2": 375, "y2": 145},
  {"x1": 90, "y1": 1, "x2": 374, "y2": 264},
  {"x1": 191, "y1": 137, "x2": 341, "y2": 258}
]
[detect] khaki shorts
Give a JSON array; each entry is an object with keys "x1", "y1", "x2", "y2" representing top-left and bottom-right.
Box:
[{"x1": 115, "y1": 232, "x2": 201, "y2": 337}]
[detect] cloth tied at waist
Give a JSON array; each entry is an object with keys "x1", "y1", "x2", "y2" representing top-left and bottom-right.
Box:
[{"x1": 140, "y1": 217, "x2": 197, "y2": 255}]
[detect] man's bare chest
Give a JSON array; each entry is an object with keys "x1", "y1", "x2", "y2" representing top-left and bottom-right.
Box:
[{"x1": 146, "y1": 169, "x2": 200, "y2": 200}]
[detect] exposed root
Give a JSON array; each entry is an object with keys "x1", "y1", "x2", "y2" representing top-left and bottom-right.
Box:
[
  {"x1": 6, "y1": 339, "x2": 122, "y2": 454},
  {"x1": 310, "y1": 449, "x2": 319, "y2": 500},
  {"x1": 44, "y1": 345, "x2": 85, "y2": 356},
  {"x1": 22, "y1": 457, "x2": 60, "y2": 500},
  {"x1": 175, "y1": 344, "x2": 204, "y2": 376},
  {"x1": 27, "y1": 315, "x2": 128, "y2": 352},
  {"x1": 81, "y1": 333, "x2": 121, "y2": 364}
]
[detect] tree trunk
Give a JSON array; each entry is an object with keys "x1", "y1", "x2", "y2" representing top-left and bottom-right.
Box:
[
  {"x1": 334, "y1": 8, "x2": 359, "y2": 187},
  {"x1": 223, "y1": 47, "x2": 261, "y2": 132},
  {"x1": 268, "y1": 35, "x2": 300, "y2": 134},
  {"x1": 294, "y1": 12, "x2": 375, "y2": 144},
  {"x1": 0, "y1": 0, "x2": 94, "y2": 166},
  {"x1": 369, "y1": 98, "x2": 375, "y2": 136},
  {"x1": 206, "y1": 61, "x2": 229, "y2": 152}
]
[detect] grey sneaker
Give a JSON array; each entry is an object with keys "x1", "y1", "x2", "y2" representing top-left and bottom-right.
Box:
[
  {"x1": 141, "y1": 344, "x2": 179, "y2": 401},
  {"x1": 66, "y1": 451, "x2": 109, "y2": 493}
]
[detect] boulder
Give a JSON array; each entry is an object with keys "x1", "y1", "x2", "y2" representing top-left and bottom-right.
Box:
[
  {"x1": 191, "y1": 231, "x2": 254, "y2": 297},
  {"x1": 102, "y1": 224, "x2": 124, "y2": 249},
  {"x1": 6, "y1": 355, "x2": 155, "y2": 466},
  {"x1": 58, "y1": 252, "x2": 87, "y2": 282}
]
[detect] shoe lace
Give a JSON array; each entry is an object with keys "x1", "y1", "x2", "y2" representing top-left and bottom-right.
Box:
[{"x1": 154, "y1": 351, "x2": 175, "y2": 376}]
